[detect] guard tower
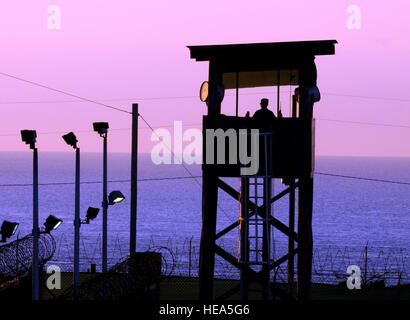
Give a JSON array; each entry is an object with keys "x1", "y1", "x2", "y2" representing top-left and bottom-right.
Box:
[{"x1": 188, "y1": 40, "x2": 337, "y2": 300}]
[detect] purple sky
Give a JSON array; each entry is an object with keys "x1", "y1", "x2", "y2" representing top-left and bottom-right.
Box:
[{"x1": 0, "y1": 0, "x2": 409, "y2": 156}]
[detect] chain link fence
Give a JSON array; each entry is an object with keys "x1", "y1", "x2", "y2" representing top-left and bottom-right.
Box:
[
  {"x1": 2, "y1": 233, "x2": 408, "y2": 299},
  {"x1": 45, "y1": 234, "x2": 409, "y2": 287}
]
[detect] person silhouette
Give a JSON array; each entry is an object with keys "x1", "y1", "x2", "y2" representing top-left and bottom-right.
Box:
[{"x1": 252, "y1": 98, "x2": 276, "y2": 121}]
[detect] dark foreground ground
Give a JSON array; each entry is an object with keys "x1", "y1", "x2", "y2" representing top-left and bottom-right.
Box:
[
  {"x1": 43, "y1": 273, "x2": 410, "y2": 300},
  {"x1": 1, "y1": 272, "x2": 409, "y2": 300}
]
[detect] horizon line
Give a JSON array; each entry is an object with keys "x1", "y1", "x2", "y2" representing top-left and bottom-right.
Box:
[{"x1": 0, "y1": 150, "x2": 409, "y2": 159}]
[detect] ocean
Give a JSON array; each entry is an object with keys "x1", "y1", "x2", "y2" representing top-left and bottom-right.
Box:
[{"x1": 0, "y1": 152, "x2": 409, "y2": 284}]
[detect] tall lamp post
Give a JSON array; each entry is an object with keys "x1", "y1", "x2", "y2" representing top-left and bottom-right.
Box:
[
  {"x1": 93, "y1": 122, "x2": 109, "y2": 276},
  {"x1": 63, "y1": 132, "x2": 103, "y2": 299},
  {"x1": 20, "y1": 129, "x2": 39, "y2": 300},
  {"x1": 62, "y1": 132, "x2": 81, "y2": 299},
  {"x1": 93, "y1": 122, "x2": 125, "y2": 299}
]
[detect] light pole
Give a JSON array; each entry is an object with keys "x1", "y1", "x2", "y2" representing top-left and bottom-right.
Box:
[
  {"x1": 93, "y1": 122, "x2": 126, "y2": 299},
  {"x1": 62, "y1": 132, "x2": 81, "y2": 299},
  {"x1": 20, "y1": 129, "x2": 39, "y2": 300},
  {"x1": 93, "y1": 122, "x2": 109, "y2": 299},
  {"x1": 130, "y1": 103, "x2": 138, "y2": 255},
  {"x1": 63, "y1": 132, "x2": 103, "y2": 299},
  {"x1": 93, "y1": 122, "x2": 109, "y2": 274}
]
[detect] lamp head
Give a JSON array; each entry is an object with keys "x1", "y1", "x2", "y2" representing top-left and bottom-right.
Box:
[
  {"x1": 62, "y1": 132, "x2": 78, "y2": 149},
  {"x1": 93, "y1": 122, "x2": 109, "y2": 135},
  {"x1": 86, "y1": 207, "x2": 100, "y2": 224},
  {"x1": 108, "y1": 190, "x2": 125, "y2": 205},
  {"x1": 44, "y1": 215, "x2": 63, "y2": 233},
  {"x1": 20, "y1": 130, "x2": 37, "y2": 149},
  {"x1": 0, "y1": 221, "x2": 19, "y2": 242}
]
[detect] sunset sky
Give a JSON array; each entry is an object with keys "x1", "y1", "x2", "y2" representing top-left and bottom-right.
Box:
[{"x1": 0, "y1": 0, "x2": 409, "y2": 156}]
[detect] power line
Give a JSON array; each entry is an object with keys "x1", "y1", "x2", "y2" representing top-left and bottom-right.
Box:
[
  {"x1": 316, "y1": 118, "x2": 410, "y2": 129},
  {"x1": 0, "y1": 128, "x2": 130, "y2": 137},
  {"x1": 0, "y1": 172, "x2": 408, "y2": 188},
  {"x1": 0, "y1": 96, "x2": 197, "y2": 105},
  {"x1": 132, "y1": 112, "x2": 236, "y2": 221},
  {"x1": 138, "y1": 112, "x2": 202, "y2": 188},
  {"x1": 239, "y1": 91, "x2": 410, "y2": 103},
  {"x1": 0, "y1": 72, "x2": 408, "y2": 188},
  {"x1": 323, "y1": 92, "x2": 410, "y2": 103},
  {"x1": 0, "y1": 117, "x2": 409, "y2": 138},
  {"x1": 0, "y1": 176, "x2": 202, "y2": 187},
  {"x1": 0, "y1": 71, "x2": 408, "y2": 133},
  {"x1": 0, "y1": 71, "x2": 131, "y2": 114},
  {"x1": 0, "y1": 123, "x2": 202, "y2": 137},
  {"x1": 1, "y1": 91, "x2": 409, "y2": 105},
  {"x1": 315, "y1": 172, "x2": 410, "y2": 186}
]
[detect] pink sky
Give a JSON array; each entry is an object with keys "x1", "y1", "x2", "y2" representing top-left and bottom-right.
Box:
[{"x1": 0, "y1": 0, "x2": 409, "y2": 156}]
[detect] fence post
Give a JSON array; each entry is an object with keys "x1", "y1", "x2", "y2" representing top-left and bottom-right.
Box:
[
  {"x1": 364, "y1": 242, "x2": 368, "y2": 286},
  {"x1": 189, "y1": 237, "x2": 193, "y2": 277}
]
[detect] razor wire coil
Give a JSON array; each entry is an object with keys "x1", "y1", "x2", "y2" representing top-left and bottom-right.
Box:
[{"x1": 0, "y1": 232, "x2": 56, "y2": 283}]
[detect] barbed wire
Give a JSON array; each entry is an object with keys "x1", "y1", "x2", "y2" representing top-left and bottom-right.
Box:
[
  {"x1": 46, "y1": 234, "x2": 410, "y2": 288},
  {"x1": 0, "y1": 232, "x2": 56, "y2": 283},
  {"x1": 42, "y1": 235, "x2": 409, "y2": 300},
  {"x1": 58, "y1": 248, "x2": 171, "y2": 300}
]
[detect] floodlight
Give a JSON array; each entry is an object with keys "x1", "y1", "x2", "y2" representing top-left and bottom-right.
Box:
[
  {"x1": 20, "y1": 130, "x2": 37, "y2": 149},
  {"x1": 0, "y1": 221, "x2": 19, "y2": 242},
  {"x1": 108, "y1": 191, "x2": 125, "y2": 205},
  {"x1": 85, "y1": 207, "x2": 100, "y2": 224},
  {"x1": 43, "y1": 215, "x2": 63, "y2": 233},
  {"x1": 93, "y1": 122, "x2": 109, "y2": 135},
  {"x1": 62, "y1": 132, "x2": 78, "y2": 149}
]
